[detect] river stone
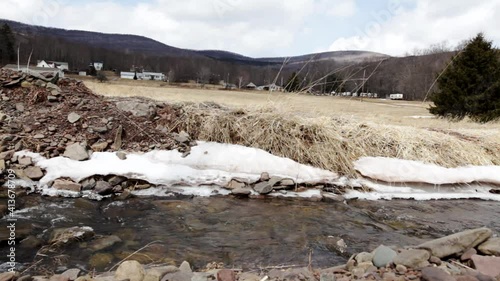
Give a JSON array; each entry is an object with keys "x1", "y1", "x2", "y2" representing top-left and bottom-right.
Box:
[
  {"x1": 471, "y1": 255, "x2": 500, "y2": 278},
  {"x1": 52, "y1": 179, "x2": 82, "y2": 192},
  {"x1": 88, "y1": 235, "x2": 122, "y2": 252},
  {"x1": 393, "y1": 249, "x2": 430, "y2": 269},
  {"x1": 91, "y1": 142, "x2": 108, "y2": 152},
  {"x1": 0, "y1": 271, "x2": 16, "y2": 281},
  {"x1": 259, "y1": 172, "x2": 270, "y2": 182},
  {"x1": 49, "y1": 226, "x2": 94, "y2": 244},
  {"x1": 372, "y1": 245, "x2": 397, "y2": 268},
  {"x1": 144, "y1": 266, "x2": 179, "y2": 281},
  {"x1": 231, "y1": 187, "x2": 251, "y2": 196},
  {"x1": 89, "y1": 253, "x2": 114, "y2": 271},
  {"x1": 279, "y1": 178, "x2": 295, "y2": 186},
  {"x1": 421, "y1": 267, "x2": 455, "y2": 281},
  {"x1": 67, "y1": 112, "x2": 81, "y2": 124},
  {"x1": 115, "y1": 260, "x2": 145, "y2": 281},
  {"x1": 116, "y1": 151, "x2": 127, "y2": 160},
  {"x1": 461, "y1": 248, "x2": 477, "y2": 261},
  {"x1": 478, "y1": 238, "x2": 500, "y2": 256},
  {"x1": 0, "y1": 159, "x2": 5, "y2": 173},
  {"x1": 0, "y1": 150, "x2": 15, "y2": 160},
  {"x1": 111, "y1": 125, "x2": 123, "y2": 151},
  {"x1": 226, "y1": 179, "x2": 246, "y2": 190},
  {"x1": 94, "y1": 181, "x2": 113, "y2": 195},
  {"x1": 61, "y1": 269, "x2": 81, "y2": 280},
  {"x1": 253, "y1": 176, "x2": 282, "y2": 194},
  {"x1": 179, "y1": 261, "x2": 192, "y2": 274},
  {"x1": 24, "y1": 166, "x2": 44, "y2": 180},
  {"x1": 18, "y1": 156, "x2": 33, "y2": 166},
  {"x1": 418, "y1": 228, "x2": 492, "y2": 258},
  {"x1": 356, "y1": 252, "x2": 374, "y2": 263},
  {"x1": 217, "y1": 270, "x2": 236, "y2": 281},
  {"x1": 63, "y1": 143, "x2": 89, "y2": 161}
]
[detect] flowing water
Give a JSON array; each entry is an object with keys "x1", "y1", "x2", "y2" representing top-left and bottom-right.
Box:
[{"x1": 2, "y1": 194, "x2": 500, "y2": 274}]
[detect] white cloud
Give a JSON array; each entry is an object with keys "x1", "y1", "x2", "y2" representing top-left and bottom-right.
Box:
[{"x1": 328, "y1": 0, "x2": 500, "y2": 55}]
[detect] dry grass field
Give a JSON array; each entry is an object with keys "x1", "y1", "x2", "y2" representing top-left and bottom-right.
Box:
[{"x1": 82, "y1": 79, "x2": 500, "y2": 175}]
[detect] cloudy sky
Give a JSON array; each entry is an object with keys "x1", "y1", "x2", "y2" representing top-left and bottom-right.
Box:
[{"x1": 1, "y1": 0, "x2": 499, "y2": 57}]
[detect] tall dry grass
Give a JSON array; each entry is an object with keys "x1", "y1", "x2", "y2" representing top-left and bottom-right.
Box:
[{"x1": 173, "y1": 104, "x2": 500, "y2": 176}]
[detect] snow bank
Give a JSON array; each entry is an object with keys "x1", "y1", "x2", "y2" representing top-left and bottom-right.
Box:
[
  {"x1": 18, "y1": 142, "x2": 338, "y2": 190},
  {"x1": 354, "y1": 157, "x2": 500, "y2": 185}
]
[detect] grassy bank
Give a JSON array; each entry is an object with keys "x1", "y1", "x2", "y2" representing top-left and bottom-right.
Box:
[{"x1": 85, "y1": 80, "x2": 500, "y2": 176}]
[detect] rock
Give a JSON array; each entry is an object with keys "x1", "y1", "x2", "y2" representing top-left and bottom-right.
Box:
[
  {"x1": 179, "y1": 261, "x2": 192, "y2": 274},
  {"x1": 92, "y1": 126, "x2": 108, "y2": 133},
  {"x1": 462, "y1": 248, "x2": 478, "y2": 261},
  {"x1": 479, "y1": 238, "x2": 500, "y2": 256},
  {"x1": 115, "y1": 260, "x2": 145, "y2": 281},
  {"x1": 231, "y1": 187, "x2": 252, "y2": 196},
  {"x1": 238, "y1": 272, "x2": 261, "y2": 281},
  {"x1": 259, "y1": 172, "x2": 270, "y2": 182},
  {"x1": 115, "y1": 100, "x2": 157, "y2": 118},
  {"x1": 46, "y1": 82, "x2": 61, "y2": 92},
  {"x1": 94, "y1": 181, "x2": 113, "y2": 195},
  {"x1": 421, "y1": 267, "x2": 455, "y2": 281},
  {"x1": 17, "y1": 276, "x2": 33, "y2": 281},
  {"x1": 217, "y1": 270, "x2": 236, "y2": 281},
  {"x1": 18, "y1": 156, "x2": 33, "y2": 166},
  {"x1": 319, "y1": 272, "x2": 335, "y2": 281},
  {"x1": 396, "y1": 264, "x2": 408, "y2": 274},
  {"x1": 24, "y1": 166, "x2": 44, "y2": 180},
  {"x1": 49, "y1": 226, "x2": 94, "y2": 244},
  {"x1": 91, "y1": 142, "x2": 108, "y2": 152},
  {"x1": 0, "y1": 159, "x2": 5, "y2": 172},
  {"x1": 418, "y1": 228, "x2": 492, "y2": 258},
  {"x1": 144, "y1": 266, "x2": 179, "y2": 281},
  {"x1": 33, "y1": 134, "x2": 45, "y2": 139},
  {"x1": 61, "y1": 269, "x2": 80, "y2": 280},
  {"x1": 107, "y1": 175, "x2": 126, "y2": 186},
  {"x1": 351, "y1": 267, "x2": 365, "y2": 279},
  {"x1": 226, "y1": 179, "x2": 246, "y2": 190},
  {"x1": 67, "y1": 112, "x2": 81, "y2": 124},
  {"x1": 0, "y1": 272, "x2": 16, "y2": 281},
  {"x1": 21, "y1": 81, "x2": 32, "y2": 88},
  {"x1": 89, "y1": 253, "x2": 114, "y2": 271},
  {"x1": 372, "y1": 245, "x2": 397, "y2": 268},
  {"x1": 80, "y1": 178, "x2": 96, "y2": 191},
  {"x1": 471, "y1": 255, "x2": 500, "y2": 278},
  {"x1": 47, "y1": 95, "x2": 58, "y2": 102},
  {"x1": 160, "y1": 271, "x2": 192, "y2": 281},
  {"x1": 393, "y1": 249, "x2": 431, "y2": 269},
  {"x1": 88, "y1": 235, "x2": 121, "y2": 252},
  {"x1": 142, "y1": 266, "x2": 179, "y2": 281},
  {"x1": 356, "y1": 252, "x2": 373, "y2": 264},
  {"x1": 174, "y1": 131, "x2": 190, "y2": 144},
  {"x1": 253, "y1": 181, "x2": 274, "y2": 194},
  {"x1": 430, "y1": 256, "x2": 443, "y2": 265},
  {"x1": 116, "y1": 151, "x2": 127, "y2": 160},
  {"x1": 111, "y1": 125, "x2": 123, "y2": 150},
  {"x1": 20, "y1": 235, "x2": 43, "y2": 249},
  {"x1": 278, "y1": 178, "x2": 295, "y2": 187},
  {"x1": 15, "y1": 103, "x2": 25, "y2": 112},
  {"x1": 116, "y1": 190, "x2": 133, "y2": 200},
  {"x1": 64, "y1": 143, "x2": 89, "y2": 161},
  {"x1": 52, "y1": 179, "x2": 82, "y2": 192},
  {"x1": 456, "y1": 277, "x2": 480, "y2": 281}
]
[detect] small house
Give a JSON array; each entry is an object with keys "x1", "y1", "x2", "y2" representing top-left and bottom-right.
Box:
[
  {"x1": 245, "y1": 82, "x2": 257, "y2": 89},
  {"x1": 37, "y1": 60, "x2": 69, "y2": 71},
  {"x1": 92, "y1": 62, "x2": 104, "y2": 71}
]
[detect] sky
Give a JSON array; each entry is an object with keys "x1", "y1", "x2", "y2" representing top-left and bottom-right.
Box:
[{"x1": 1, "y1": 0, "x2": 499, "y2": 58}]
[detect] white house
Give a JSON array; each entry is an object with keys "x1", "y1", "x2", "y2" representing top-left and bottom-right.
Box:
[
  {"x1": 120, "y1": 71, "x2": 165, "y2": 81},
  {"x1": 92, "y1": 62, "x2": 104, "y2": 71},
  {"x1": 37, "y1": 60, "x2": 69, "y2": 71}
]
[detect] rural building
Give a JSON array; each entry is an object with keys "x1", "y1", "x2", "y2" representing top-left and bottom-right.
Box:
[
  {"x1": 120, "y1": 71, "x2": 165, "y2": 81},
  {"x1": 36, "y1": 60, "x2": 69, "y2": 71},
  {"x1": 245, "y1": 82, "x2": 257, "y2": 89},
  {"x1": 257, "y1": 83, "x2": 283, "y2": 92},
  {"x1": 92, "y1": 62, "x2": 104, "y2": 71},
  {"x1": 390, "y1": 93, "x2": 404, "y2": 100},
  {"x1": 2, "y1": 64, "x2": 65, "y2": 78}
]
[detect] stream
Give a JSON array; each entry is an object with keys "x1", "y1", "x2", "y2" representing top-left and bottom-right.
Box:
[{"x1": 1, "y1": 194, "x2": 500, "y2": 274}]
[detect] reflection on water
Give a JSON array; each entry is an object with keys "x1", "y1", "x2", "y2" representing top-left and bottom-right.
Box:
[{"x1": 2, "y1": 195, "x2": 500, "y2": 273}]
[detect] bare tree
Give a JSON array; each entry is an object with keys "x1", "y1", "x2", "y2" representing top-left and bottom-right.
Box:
[{"x1": 197, "y1": 66, "x2": 211, "y2": 88}]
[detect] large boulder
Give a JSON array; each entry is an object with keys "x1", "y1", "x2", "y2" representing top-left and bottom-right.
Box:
[
  {"x1": 63, "y1": 143, "x2": 89, "y2": 161},
  {"x1": 417, "y1": 228, "x2": 492, "y2": 258},
  {"x1": 372, "y1": 245, "x2": 397, "y2": 268},
  {"x1": 49, "y1": 226, "x2": 94, "y2": 245},
  {"x1": 115, "y1": 260, "x2": 145, "y2": 281},
  {"x1": 392, "y1": 249, "x2": 430, "y2": 269},
  {"x1": 478, "y1": 237, "x2": 500, "y2": 256},
  {"x1": 115, "y1": 100, "x2": 156, "y2": 118},
  {"x1": 471, "y1": 254, "x2": 500, "y2": 278}
]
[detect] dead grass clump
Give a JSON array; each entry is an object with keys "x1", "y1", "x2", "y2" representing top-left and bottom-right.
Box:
[{"x1": 174, "y1": 104, "x2": 500, "y2": 176}]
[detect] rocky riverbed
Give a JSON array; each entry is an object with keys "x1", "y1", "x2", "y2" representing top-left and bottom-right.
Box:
[{"x1": 1, "y1": 227, "x2": 500, "y2": 281}]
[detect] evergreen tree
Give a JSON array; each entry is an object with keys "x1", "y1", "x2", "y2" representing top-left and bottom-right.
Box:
[
  {"x1": 429, "y1": 33, "x2": 500, "y2": 123},
  {"x1": 0, "y1": 23, "x2": 16, "y2": 65},
  {"x1": 285, "y1": 72, "x2": 301, "y2": 92}
]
